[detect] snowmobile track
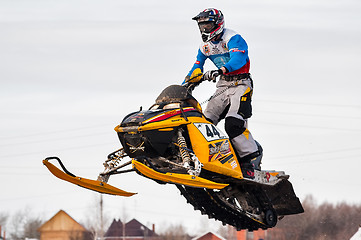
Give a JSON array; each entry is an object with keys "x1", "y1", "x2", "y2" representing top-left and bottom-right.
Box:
[{"x1": 176, "y1": 185, "x2": 268, "y2": 231}]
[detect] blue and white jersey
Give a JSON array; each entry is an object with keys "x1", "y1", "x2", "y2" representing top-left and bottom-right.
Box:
[{"x1": 187, "y1": 28, "x2": 250, "y2": 77}]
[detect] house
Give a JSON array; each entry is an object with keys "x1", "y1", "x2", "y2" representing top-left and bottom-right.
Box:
[
  {"x1": 236, "y1": 227, "x2": 290, "y2": 240},
  {"x1": 237, "y1": 229, "x2": 266, "y2": 240},
  {"x1": 192, "y1": 231, "x2": 226, "y2": 240},
  {"x1": 104, "y1": 218, "x2": 159, "y2": 240},
  {"x1": 105, "y1": 219, "x2": 123, "y2": 237},
  {"x1": 350, "y1": 225, "x2": 361, "y2": 240},
  {"x1": 38, "y1": 210, "x2": 92, "y2": 240}
]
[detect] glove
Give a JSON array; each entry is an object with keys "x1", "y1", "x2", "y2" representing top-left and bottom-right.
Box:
[
  {"x1": 185, "y1": 68, "x2": 203, "y2": 83},
  {"x1": 182, "y1": 76, "x2": 200, "y2": 87},
  {"x1": 203, "y1": 69, "x2": 223, "y2": 82}
]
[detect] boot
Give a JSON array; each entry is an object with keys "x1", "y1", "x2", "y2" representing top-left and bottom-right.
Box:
[{"x1": 240, "y1": 162, "x2": 255, "y2": 179}]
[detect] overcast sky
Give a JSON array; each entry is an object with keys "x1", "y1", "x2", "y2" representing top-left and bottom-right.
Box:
[{"x1": 1, "y1": 0, "x2": 361, "y2": 234}]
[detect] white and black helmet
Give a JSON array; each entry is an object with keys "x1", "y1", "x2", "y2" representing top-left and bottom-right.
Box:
[{"x1": 192, "y1": 8, "x2": 225, "y2": 42}]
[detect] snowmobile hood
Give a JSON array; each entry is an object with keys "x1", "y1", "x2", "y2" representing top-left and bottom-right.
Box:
[{"x1": 121, "y1": 110, "x2": 163, "y2": 126}]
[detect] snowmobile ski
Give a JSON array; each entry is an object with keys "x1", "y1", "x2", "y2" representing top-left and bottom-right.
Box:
[{"x1": 43, "y1": 157, "x2": 136, "y2": 196}]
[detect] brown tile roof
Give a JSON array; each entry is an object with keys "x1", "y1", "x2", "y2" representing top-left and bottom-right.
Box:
[{"x1": 105, "y1": 219, "x2": 124, "y2": 236}]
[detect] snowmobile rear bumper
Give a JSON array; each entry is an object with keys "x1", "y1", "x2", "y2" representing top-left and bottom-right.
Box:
[
  {"x1": 43, "y1": 157, "x2": 136, "y2": 197},
  {"x1": 132, "y1": 160, "x2": 228, "y2": 189}
]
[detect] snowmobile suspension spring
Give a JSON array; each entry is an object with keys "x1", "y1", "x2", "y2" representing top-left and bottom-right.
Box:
[{"x1": 177, "y1": 130, "x2": 191, "y2": 164}]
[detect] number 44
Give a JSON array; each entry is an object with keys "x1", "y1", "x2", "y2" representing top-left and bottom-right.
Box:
[{"x1": 205, "y1": 124, "x2": 220, "y2": 138}]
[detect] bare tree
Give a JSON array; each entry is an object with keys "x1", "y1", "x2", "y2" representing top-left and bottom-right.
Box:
[
  {"x1": 9, "y1": 209, "x2": 27, "y2": 240},
  {"x1": 23, "y1": 217, "x2": 43, "y2": 239},
  {"x1": 159, "y1": 223, "x2": 190, "y2": 240},
  {"x1": 82, "y1": 194, "x2": 111, "y2": 239},
  {"x1": 8, "y1": 208, "x2": 43, "y2": 240},
  {"x1": 274, "y1": 195, "x2": 361, "y2": 240},
  {"x1": 0, "y1": 212, "x2": 8, "y2": 228}
]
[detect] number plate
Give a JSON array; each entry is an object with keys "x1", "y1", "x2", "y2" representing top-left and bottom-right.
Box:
[{"x1": 194, "y1": 123, "x2": 227, "y2": 141}]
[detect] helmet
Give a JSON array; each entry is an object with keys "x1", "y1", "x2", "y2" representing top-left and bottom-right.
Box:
[{"x1": 192, "y1": 8, "x2": 225, "y2": 42}]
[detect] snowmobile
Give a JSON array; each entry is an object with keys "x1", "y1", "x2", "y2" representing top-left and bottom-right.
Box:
[{"x1": 43, "y1": 70, "x2": 304, "y2": 231}]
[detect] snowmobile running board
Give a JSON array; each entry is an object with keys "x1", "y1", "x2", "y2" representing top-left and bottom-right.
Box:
[
  {"x1": 43, "y1": 157, "x2": 136, "y2": 197},
  {"x1": 132, "y1": 160, "x2": 229, "y2": 189}
]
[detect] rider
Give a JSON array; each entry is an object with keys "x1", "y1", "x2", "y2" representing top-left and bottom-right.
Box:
[{"x1": 183, "y1": 8, "x2": 260, "y2": 179}]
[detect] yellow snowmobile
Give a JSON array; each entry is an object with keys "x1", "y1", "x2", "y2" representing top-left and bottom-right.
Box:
[{"x1": 43, "y1": 72, "x2": 303, "y2": 231}]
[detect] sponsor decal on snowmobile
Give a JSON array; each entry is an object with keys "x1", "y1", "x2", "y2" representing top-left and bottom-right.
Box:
[
  {"x1": 266, "y1": 172, "x2": 271, "y2": 182},
  {"x1": 144, "y1": 107, "x2": 194, "y2": 124},
  {"x1": 126, "y1": 142, "x2": 145, "y2": 153},
  {"x1": 208, "y1": 140, "x2": 231, "y2": 159},
  {"x1": 207, "y1": 140, "x2": 238, "y2": 169}
]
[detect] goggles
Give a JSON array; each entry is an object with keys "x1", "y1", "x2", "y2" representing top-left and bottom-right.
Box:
[{"x1": 198, "y1": 21, "x2": 215, "y2": 33}]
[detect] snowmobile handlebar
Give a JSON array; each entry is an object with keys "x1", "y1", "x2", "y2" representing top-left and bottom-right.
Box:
[{"x1": 183, "y1": 80, "x2": 203, "y2": 94}]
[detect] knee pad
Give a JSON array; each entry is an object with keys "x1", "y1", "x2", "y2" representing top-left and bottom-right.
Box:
[
  {"x1": 225, "y1": 117, "x2": 246, "y2": 139},
  {"x1": 238, "y1": 87, "x2": 253, "y2": 119}
]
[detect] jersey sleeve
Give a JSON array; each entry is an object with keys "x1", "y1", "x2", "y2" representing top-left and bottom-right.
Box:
[
  {"x1": 187, "y1": 49, "x2": 207, "y2": 77},
  {"x1": 223, "y1": 34, "x2": 249, "y2": 73}
]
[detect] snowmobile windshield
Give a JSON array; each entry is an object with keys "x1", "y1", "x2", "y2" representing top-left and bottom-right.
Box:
[
  {"x1": 153, "y1": 85, "x2": 202, "y2": 113},
  {"x1": 149, "y1": 103, "x2": 181, "y2": 110},
  {"x1": 155, "y1": 85, "x2": 194, "y2": 104}
]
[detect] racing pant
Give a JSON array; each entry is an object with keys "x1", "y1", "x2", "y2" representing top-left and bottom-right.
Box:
[{"x1": 204, "y1": 77, "x2": 259, "y2": 162}]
